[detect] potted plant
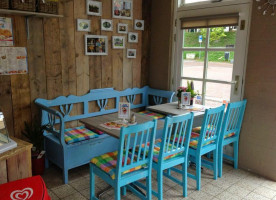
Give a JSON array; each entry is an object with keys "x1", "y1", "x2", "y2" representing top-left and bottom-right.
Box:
[
  {"x1": 186, "y1": 81, "x2": 198, "y2": 105},
  {"x1": 22, "y1": 119, "x2": 46, "y2": 175}
]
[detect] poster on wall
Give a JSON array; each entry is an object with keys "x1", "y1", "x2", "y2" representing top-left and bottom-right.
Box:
[
  {"x1": 0, "y1": 17, "x2": 14, "y2": 47},
  {"x1": 0, "y1": 47, "x2": 28, "y2": 75}
]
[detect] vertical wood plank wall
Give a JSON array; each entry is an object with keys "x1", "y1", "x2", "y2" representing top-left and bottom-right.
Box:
[{"x1": 0, "y1": 0, "x2": 151, "y2": 138}]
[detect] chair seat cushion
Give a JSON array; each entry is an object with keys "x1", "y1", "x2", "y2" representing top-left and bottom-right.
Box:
[
  {"x1": 189, "y1": 132, "x2": 213, "y2": 149},
  {"x1": 91, "y1": 151, "x2": 143, "y2": 180},
  {"x1": 64, "y1": 126, "x2": 99, "y2": 144},
  {"x1": 138, "y1": 110, "x2": 165, "y2": 120},
  {"x1": 192, "y1": 127, "x2": 235, "y2": 139}
]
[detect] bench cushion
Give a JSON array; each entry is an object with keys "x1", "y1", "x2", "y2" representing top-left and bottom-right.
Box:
[
  {"x1": 64, "y1": 126, "x2": 99, "y2": 144},
  {"x1": 91, "y1": 151, "x2": 143, "y2": 180},
  {"x1": 138, "y1": 111, "x2": 165, "y2": 120}
]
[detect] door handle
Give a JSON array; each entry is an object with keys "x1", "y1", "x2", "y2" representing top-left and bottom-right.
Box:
[{"x1": 233, "y1": 75, "x2": 239, "y2": 94}]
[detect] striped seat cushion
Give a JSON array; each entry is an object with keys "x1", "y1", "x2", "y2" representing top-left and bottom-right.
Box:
[
  {"x1": 138, "y1": 110, "x2": 165, "y2": 120},
  {"x1": 64, "y1": 126, "x2": 99, "y2": 144},
  {"x1": 91, "y1": 151, "x2": 143, "y2": 180},
  {"x1": 192, "y1": 127, "x2": 235, "y2": 139}
]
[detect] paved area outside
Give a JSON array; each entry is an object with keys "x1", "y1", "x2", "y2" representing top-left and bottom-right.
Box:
[
  {"x1": 43, "y1": 162, "x2": 276, "y2": 200},
  {"x1": 182, "y1": 60, "x2": 233, "y2": 107}
]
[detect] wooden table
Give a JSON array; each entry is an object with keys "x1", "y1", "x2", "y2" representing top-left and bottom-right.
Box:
[
  {"x1": 147, "y1": 102, "x2": 207, "y2": 127},
  {"x1": 0, "y1": 137, "x2": 32, "y2": 184},
  {"x1": 81, "y1": 112, "x2": 164, "y2": 139}
]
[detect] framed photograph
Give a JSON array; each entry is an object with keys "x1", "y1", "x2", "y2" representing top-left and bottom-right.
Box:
[
  {"x1": 112, "y1": 0, "x2": 133, "y2": 20},
  {"x1": 86, "y1": 0, "x2": 102, "y2": 16},
  {"x1": 118, "y1": 102, "x2": 130, "y2": 119},
  {"x1": 77, "y1": 19, "x2": 91, "y2": 32},
  {"x1": 101, "y1": 19, "x2": 113, "y2": 31},
  {"x1": 127, "y1": 49, "x2": 136, "y2": 58},
  {"x1": 134, "y1": 20, "x2": 144, "y2": 31},
  {"x1": 0, "y1": 17, "x2": 14, "y2": 46},
  {"x1": 117, "y1": 23, "x2": 128, "y2": 34},
  {"x1": 128, "y1": 32, "x2": 138, "y2": 43},
  {"x1": 85, "y1": 35, "x2": 108, "y2": 56},
  {"x1": 112, "y1": 36, "x2": 125, "y2": 49},
  {"x1": 181, "y1": 92, "x2": 191, "y2": 106}
]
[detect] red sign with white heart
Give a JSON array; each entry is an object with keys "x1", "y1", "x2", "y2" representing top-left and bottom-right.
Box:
[{"x1": 0, "y1": 176, "x2": 50, "y2": 200}]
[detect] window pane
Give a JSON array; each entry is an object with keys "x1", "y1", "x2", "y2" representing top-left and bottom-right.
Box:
[
  {"x1": 185, "y1": 0, "x2": 209, "y2": 4},
  {"x1": 205, "y1": 82, "x2": 231, "y2": 107},
  {"x1": 181, "y1": 79, "x2": 203, "y2": 98},
  {"x1": 182, "y1": 51, "x2": 205, "y2": 78},
  {"x1": 207, "y1": 51, "x2": 234, "y2": 82},
  {"x1": 183, "y1": 28, "x2": 207, "y2": 48},
  {"x1": 208, "y1": 27, "x2": 237, "y2": 48}
]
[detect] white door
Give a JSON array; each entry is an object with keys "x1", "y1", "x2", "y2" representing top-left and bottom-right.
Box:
[{"x1": 173, "y1": 1, "x2": 252, "y2": 107}]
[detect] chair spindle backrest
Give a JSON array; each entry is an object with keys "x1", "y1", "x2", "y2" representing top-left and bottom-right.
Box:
[
  {"x1": 159, "y1": 113, "x2": 194, "y2": 162},
  {"x1": 116, "y1": 120, "x2": 157, "y2": 179},
  {"x1": 198, "y1": 105, "x2": 225, "y2": 149}
]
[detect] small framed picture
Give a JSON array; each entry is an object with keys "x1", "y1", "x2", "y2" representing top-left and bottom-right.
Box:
[
  {"x1": 117, "y1": 23, "x2": 128, "y2": 34},
  {"x1": 181, "y1": 92, "x2": 191, "y2": 106},
  {"x1": 112, "y1": 0, "x2": 133, "y2": 20},
  {"x1": 87, "y1": 0, "x2": 102, "y2": 16},
  {"x1": 85, "y1": 35, "x2": 108, "y2": 56},
  {"x1": 127, "y1": 49, "x2": 136, "y2": 58},
  {"x1": 101, "y1": 19, "x2": 113, "y2": 31},
  {"x1": 118, "y1": 102, "x2": 130, "y2": 119},
  {"x1": 77, "y1": 19, "x2": 91, "y2": 32},
  {"x1": 134, "y1": 20, "x2": 144, "y2": 31},
  {"x1": 128, "y1": 32, "x2": 138, "y2": 43},
  {"x1": 112, "y1": 36, "x2": 125, "y2": 49}
]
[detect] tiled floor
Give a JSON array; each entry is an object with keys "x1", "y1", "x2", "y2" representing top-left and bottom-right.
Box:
[{"x1": 43, "y1": 163, "x2": 276, "y2": 200}]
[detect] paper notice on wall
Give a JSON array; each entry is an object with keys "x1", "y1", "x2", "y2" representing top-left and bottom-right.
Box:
[
  {"x1": 0, "y1": 47, "x2": 28, "y2": 75},
  {"x1": 0, "y1": 17, "x2": 14, "y2": 47}
]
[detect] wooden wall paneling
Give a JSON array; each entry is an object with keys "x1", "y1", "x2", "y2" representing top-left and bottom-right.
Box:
[
  {"x1": 0, "y1": 76, "x2": 14, "y2": 136},
  {"x1": 0, "y1": 160, "x2": 7, "y2": 184},
  {"x1": 44, "y1": 18, "x2": 63, "y2": 99},
  {"x1": 11, "y1": 16, "x2": 32, "y2": 138},
  {"x1": 27, "y1": 18, "x2": 47, "y2": 119}
]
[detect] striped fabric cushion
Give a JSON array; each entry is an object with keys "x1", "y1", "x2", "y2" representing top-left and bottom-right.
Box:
[
  {"x1": 91, "y1": 151, "x2": 143, "y2": 180},
  {"x1": 64, "y1": 126, "x2": 99, "y2": 144},
  {"x1": 138, "y1": 111, "x2": 165, "y2": 120},
  {"x1": 192, "y1": 127, "x2": 235, "y2": 139}
]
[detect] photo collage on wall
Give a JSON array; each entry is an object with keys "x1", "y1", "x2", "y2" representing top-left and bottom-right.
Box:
[{"x1": 80, "y1": 0, "x2": 144, "y2": 58}]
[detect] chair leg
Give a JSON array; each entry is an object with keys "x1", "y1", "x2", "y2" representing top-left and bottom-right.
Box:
[
  {"x1": 182, "y1": 162, "x2": 188, "y2": 197},
  {"x1": 122, "y1": 186, "x2": 127, "y2": 196},
  {"x1": 206, "y1": 152, "x2": 212, "y2": 159},
  {"x1": 63, "y1": 168, "x2": 68, "y2": 184},
  {"x1": 213, "y1": 150, "x2": 218, "y2": 180},
  {"x1": 90, "y1": 165, "x2": 96, "y2": 200},
  {"x1": 196, "y1": 156, "x2": 201, "y2": 190},
  {"x1": 157, "y1": 170, "x2": 163, "y2": 200},
  {"x1": 234, "y1": 141, "x2": 239, "y2": 169},
  {"x1": 167, "y1": 168, "x2": 171, "y2": 175},
  {"x1": 115, "y1": 186, "x2": 121, "y2": 200},
  {"x1": 218, "y1": 145, "x2": 223, "y2": 178},
  {"x1": 146, "y1": 174, "x2": 152, "y2": 200}
]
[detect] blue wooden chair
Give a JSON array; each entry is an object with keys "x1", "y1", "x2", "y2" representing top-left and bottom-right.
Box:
[
  {"x1": 89, "y1": 120, "x2": 157, "y2": 200},
  {"x1": 188, "y1": 105, "x2": 225, "y2": 190},
  {"x1": 218, "y1": 100, "x2": 247, "y2": 177},
  {"x1": 134, "y1": 113, "x2": 194, "y2": 199}
]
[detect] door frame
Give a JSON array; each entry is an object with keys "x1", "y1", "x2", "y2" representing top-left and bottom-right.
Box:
[{"x1": 171, "y1": 0, "x2": 252, "y2": 103}]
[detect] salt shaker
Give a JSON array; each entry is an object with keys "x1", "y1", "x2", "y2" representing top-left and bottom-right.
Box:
[{"x1": 130, "y1": 113, "x2": 136, "y2": 124}]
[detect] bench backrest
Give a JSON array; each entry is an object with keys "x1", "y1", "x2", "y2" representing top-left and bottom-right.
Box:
[{"x1": 35, "y1": 86, "x2": 175, "y2": 126}]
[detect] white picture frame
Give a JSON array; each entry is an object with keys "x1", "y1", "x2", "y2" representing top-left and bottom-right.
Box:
[
  {"x1": 85, "y1": 35, "x2": 108, "y2": 56},
  {"x1": 86, "y1": 0, "x2": 102, "y2": 16},
  {"x1": 128, "y1": 32, "x2": 138, "y2": 43},
  {"x1": 134, "y1": 20, "x2": 144, "y2": 31},
  {"x1": 112, "y1": 36, "x2": 125, "y2": 49},
  {"x1": 101, "y1": 19, "x2": 113, "y2": 31},
  {"x1": 118, "y1": 102, "x2": 130, "y2": 119},
  {"x1": 181, "y1": 92, "x2": 191, "y2": 106},
  {"x1": 77, "y1": 19, "x2": 91, "y2": 32},
  {"x1": 117, "y1": 23, "x2": 128, "y2": 34},
  {"x1": 112, "y1": 0, "x2": 133, "y2": 20},
  {"x1": 127, "y1": 49, "x2": 136, "y2": 58}
]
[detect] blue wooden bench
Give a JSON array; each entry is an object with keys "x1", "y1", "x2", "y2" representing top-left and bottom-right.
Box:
[{"x1": 35, "y1": 86, "x2": 174, "y2": 184}]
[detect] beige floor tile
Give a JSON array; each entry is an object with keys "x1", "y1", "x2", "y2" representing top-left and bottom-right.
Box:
[
  {"x1": 51, "y1": 184, "x2": 78, "y2": 199},
  {"x1": 244, "y1": 192, "x2": 270, "y2": 200},
  {"x1": 226, "y1": 184, "x2": 251, "y2": 198},
  {"x1": 60, "y1": 192, "x2": 87, "y2": 200},
  {"x1": 47, "y1": 189, "x2": 60, "y2": 200},
  {"x1": 201, "y1": 183, "x2": 225, "y2": 196},
  {"x1": 216, "y1": 191, "x2": 242, "y2": 200},
  {"x1": 235, "y1": 179, "x2": 259, "y2": 191},
  {"x1": 253, "y1": 186, "x2": 276, "y2": 199},
  {"x1": 262, "y1": 179, "x2": 276, "y2": 191},
  {"x1": 209, "y1": 178, "x2": 234, "y2": 190},
  {"x1": 189, "y1": 190, "x2": 214, "y2": 200},
  {"x1": 69, "y1": 176, "x2": 90, "y2": 191}
]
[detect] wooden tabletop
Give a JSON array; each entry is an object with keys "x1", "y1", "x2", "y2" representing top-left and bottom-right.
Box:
[
  {"x1": 80, "y1": 112, "x2": 164, "y2": 139},
  {"x1": 147, "y1": 102, "x2": 206, "y2": 116}
]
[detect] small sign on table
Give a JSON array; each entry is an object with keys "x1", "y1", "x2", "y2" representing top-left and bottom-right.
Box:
[
  {"x1": 181, "y1": 92, "x2": 191, "y2": 106},
  {"x1": 118, "y1": 102, "x2": 130, "y2": 123}
]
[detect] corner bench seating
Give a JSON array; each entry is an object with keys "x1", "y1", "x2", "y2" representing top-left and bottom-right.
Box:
[{"x1": 35, "y1": 86, "x2": 175, "y2": 184}]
